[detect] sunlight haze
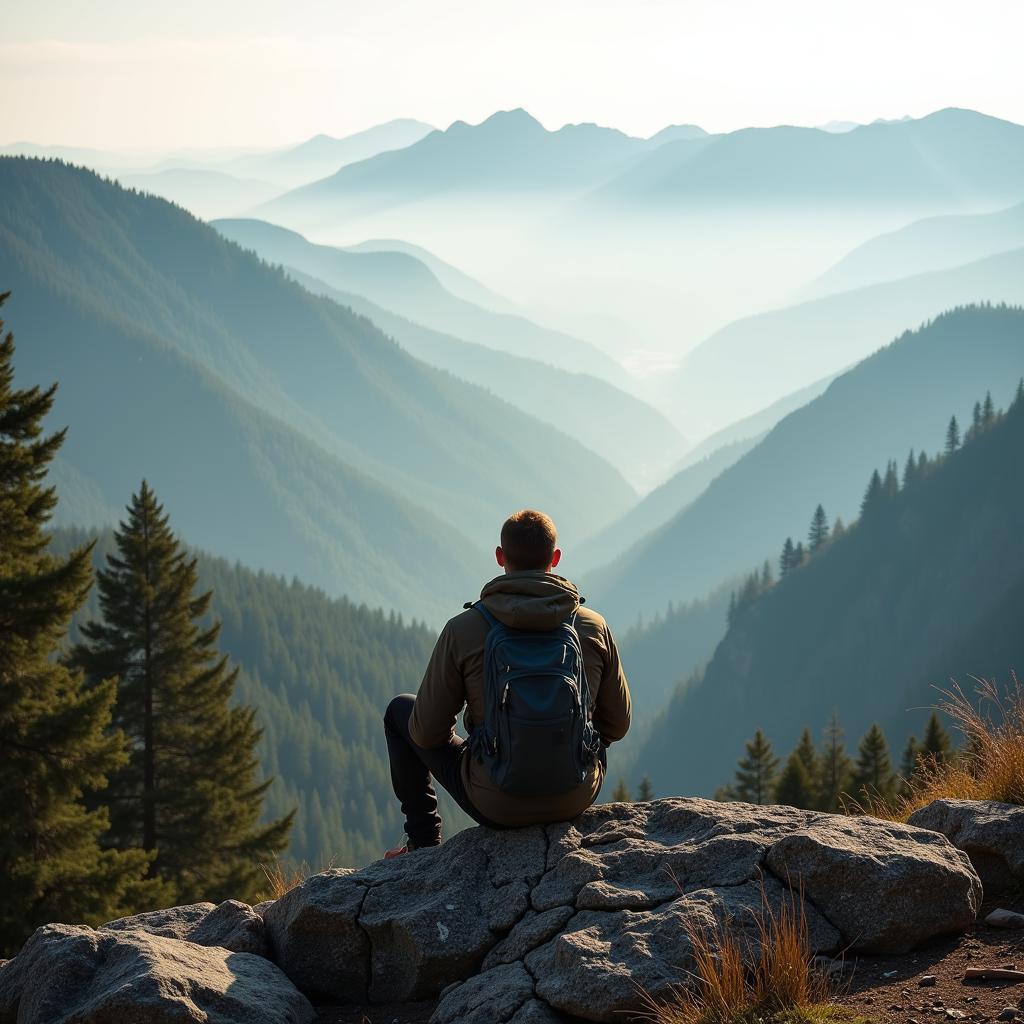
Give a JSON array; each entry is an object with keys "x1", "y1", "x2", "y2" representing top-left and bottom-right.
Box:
[{"x1": 3, "y1": 0, "x2": 1024, "y2": 148}]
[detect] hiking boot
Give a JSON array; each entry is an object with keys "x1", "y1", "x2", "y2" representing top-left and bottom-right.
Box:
[{"x1": 383, "y1": 844, "x2": 408, "y2": 859}]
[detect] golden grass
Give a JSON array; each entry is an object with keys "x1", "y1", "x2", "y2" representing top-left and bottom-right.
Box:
[
  {"x1": 643, "y1": 884, "x2": 869, "y2": 1024},
  {"x1": 853, "y1": 675, "x2": 1024, "y2": 822},
  {"x1": 257, "y1": 854, "x2": 334, "y2": 900}
]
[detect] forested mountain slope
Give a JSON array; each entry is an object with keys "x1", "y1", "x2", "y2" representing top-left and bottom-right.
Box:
[
  {"x1": 587, "y1": 306, "x2": 1024, "y2": 626},
  {"x1": 0, "y1": 158, "x2": 633, "y2": 567},
  {"x1": 51, "y1": 528, "x2": 468, "y2": 868},
  {"x1": 634, "y1": 382, "x2": 1024, "y2": 798}
]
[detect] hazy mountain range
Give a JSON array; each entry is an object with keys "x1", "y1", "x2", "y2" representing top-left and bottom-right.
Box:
[{"x1": 1, "y1": 157, "x2": 637, "y2": 620}]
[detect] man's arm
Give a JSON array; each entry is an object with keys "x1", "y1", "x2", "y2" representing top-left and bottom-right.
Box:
[
  {"x1": 593, "y1": 620, "x2": 631, "y2": 744},
  {"x1": 409, "y1": 621, "x2": 466, "y2": 748}
]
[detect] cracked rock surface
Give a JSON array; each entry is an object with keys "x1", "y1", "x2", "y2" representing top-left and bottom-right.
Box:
[
  {"x1": 0, "y1": 923, "x2": 314, "y2": 1024},
  {"x1": 908, "y1": 799, "x2": 1024, "y2": 892},
  {"x1": 265, "y1": 798, "x2": 982, "y2": 1022}
]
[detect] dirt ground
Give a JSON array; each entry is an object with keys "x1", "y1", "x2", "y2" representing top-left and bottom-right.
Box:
[{"x1": 314, "y1": 894, "x2": 1024, "y2": 1024}]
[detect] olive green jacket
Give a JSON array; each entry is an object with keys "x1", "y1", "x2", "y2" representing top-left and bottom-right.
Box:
[{"x1": 409, "y1": 571, "x2": 631, "y2": 826}]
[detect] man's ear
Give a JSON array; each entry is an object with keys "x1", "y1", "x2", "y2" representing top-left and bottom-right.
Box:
[
  {"x1": 495, "y1": 546, "x2": 505, "y2": 567},
  {"x1": 550, "y1": 548, "x2": 562, "y2": 569}
]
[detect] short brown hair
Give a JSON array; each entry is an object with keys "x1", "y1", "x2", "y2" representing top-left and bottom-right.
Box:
[{"x1": 500, "y1": 509, "x2": 558, "y2": 571}]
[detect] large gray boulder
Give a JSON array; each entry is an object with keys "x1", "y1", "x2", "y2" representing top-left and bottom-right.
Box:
[
  {"x1": 908, "y1": 798, "x2": 1024, "y2": 892},
  {"x1": 0, "y1": 923, "x2": 314, "y2": 1024},
  {"x1": 264, "y1": 798, "x2": 981, "y2": 1022},
  {"x1": 102, "y1": 899, "x2": 267, "y2": 955}
]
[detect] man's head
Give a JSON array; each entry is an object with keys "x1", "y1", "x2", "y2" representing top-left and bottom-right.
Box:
[{"x1": 496, "y1": 509, "x2": 561, "y2": 573}]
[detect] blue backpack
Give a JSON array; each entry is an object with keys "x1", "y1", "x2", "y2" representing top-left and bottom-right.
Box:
[{"x1": 468, "y1": 601, "x2": 601, "y2": 796}]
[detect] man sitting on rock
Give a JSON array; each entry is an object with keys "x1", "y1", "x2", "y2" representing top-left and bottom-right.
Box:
[{"x1": 383, "y1": 509, "x2": 631, "y2": 856}]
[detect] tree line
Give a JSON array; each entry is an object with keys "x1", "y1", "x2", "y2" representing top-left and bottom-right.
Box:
[
  {"x1": 715, "y1": 711, "x2": 954, "y2": 811},
  {"x1": 0, "y1": 296, "x2": 289, "y2": 954},
  {"x1": 726, "y1": 380, "x2": 1024, "y2": 628}
]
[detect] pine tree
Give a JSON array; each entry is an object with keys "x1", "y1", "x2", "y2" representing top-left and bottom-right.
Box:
[
  {"x1": 637, "y1": 776, "x2": 654, "y2": 801},
  {"x1": 902, "y1": 449, "x2": 917, "y2": 488},
  {"x1": 817, "y1": 712, "x2": 853, "y2": 811},
  {"x1": 73, "y1": 483, "x2": 292, "y2": 903},
  {"x1": 982, "y1": 391, "x2": 995, "y2": 427},
  {"x1": 900, "y1": 735, "x2": 921, "y2": 782},
  {"x1": 0, "y1": 295, "x2": 153, "y2": 954},
  {"x1": 761, "y1": 560, "x2": 773, "y2": 588},
  {"x1": 808, "y1": 504, "x2": 830, "y2": 552},
  {"x1": 882, "y1": 460, "x2": 900, "y2": 498},
  {"x1": 780, "y1": 537, "x2": 796, "y2": 577},
  {"x1": 944, "y1": 415, "x2": 961, "y2": 455},
  {"x1": 794, "y1": 727, "x2": 819, "y2": 780},
  {"x1": 793, "y1": 542, "x2": 806, "y2": 567},
  {"x1": 921, "y1": 712, "x2": 953, "y2": 763},
  {"x1": 852, "y1": 723, "x2": 897, "y2": 800},
  {"x1": 917, "y1": 450, "x2": 930, "y2": 475},
  {"x1": 831, "y1": 516, "x2": 845, "y2": 540},
  {"x1": 612, "y1": 778, "x2": 632, "y2": 802},
  {"x1": 970, "y1": 401, "x2": 983, "y2": 439},
  {"x1": 733, "y1": 729, "x2": 780, "y2": 804},
  {"x1": 1015, "y1": 378, "x2": 1024, "y2": 409},
  {"x1": 774, "y1": 751, "x2": 816, "y2": 809},
  {"x1": 861, "y1": 469, "x2": 883, "y2": 517}
]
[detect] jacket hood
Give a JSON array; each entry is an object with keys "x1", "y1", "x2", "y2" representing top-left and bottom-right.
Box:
[{"x1": 479, "y1": 571, "x2": 580, "y2": 630}]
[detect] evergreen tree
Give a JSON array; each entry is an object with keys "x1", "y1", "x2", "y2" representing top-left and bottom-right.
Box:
[
  {"x1": 982, "y1": 391, "x2": 995, "y2": 427},
  {"x1": 794, "y1": 727, "x2": 819, "y2": 780},
  {"x1": 917, "y1": 450, "x2": 930, "y2": 475},
  {"x1": 612, "y1": 778, "x2": 632, "y2": 802},
  {"x1": 861, "y1": 469, "x2": 883, "y2": 517},
  {"x1": 883, "y1": 459, "x2": 900, "y2": 498},
  {"x1": 780, "y1": 537, "x2": 797, "y2": 577},
  {"x1": 73, "y1": 483, "x2": 292, "y2": 903},
  {"x1": 817, "y1": 712, "x2": 853, "y2": 811},
  {"x1": 733, "y1": 729, "x2": 780, "y2": 805},
  {"x1": 774, "y1": 751, "x2": 816, "y2": 809},
  {"x1": 1015, "y1": 378, "x2": 1024, "y2": 409},
  {"x1": 831, "y1": 516, "x2": 845, "y2": 540},
  {"x1": 852, "y1": 723, "x2": 897, "y2": 800},
  {"x1": 727, "y1": 591, "x2": 738, "y2": 628},
  {"x1": 921, "y1": 712, "x2": 953, "y2": 763},
  {"x1": 793, "y1": 541, "x2": 806, "y2": 567},
  {"x1": 808, "y1": 504, "x2": 830, "y2": 552},
  {"x1": 761, "y1": 560, "x2": 773, "y2": 588},
  {"x1": 0, "y1": 296, "x2": 153, "y2": 953},
  {"x1": 637, "y1": 776, "x2": 654, "y2": 801},
  {"x1": 900, "y1": 735, "x2": 921, "y2": 783},
  {"x1": 970, "y1": 401, "x2": 983, "y2": 439},
  {"x1": 944, "y1": 415, "x2": 961, "y2": 455},
  {"x1": 902, "y1": 449, "x2": 917, "y2": 488}
]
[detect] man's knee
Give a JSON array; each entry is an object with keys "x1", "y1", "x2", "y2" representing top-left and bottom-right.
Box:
[{"x1": 384, "y1": 693, "x2": 416, "y2": 731}]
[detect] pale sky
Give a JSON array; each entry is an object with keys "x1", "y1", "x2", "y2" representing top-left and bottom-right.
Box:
[{"x1": 2, "y1": 0, "x2": 1023, "y2": 150}]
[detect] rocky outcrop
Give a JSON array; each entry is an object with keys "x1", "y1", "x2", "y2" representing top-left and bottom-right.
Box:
[
  {"x1": 102, "y1": 899, "x2": 267, "y2": 956},
  {"x1": 265, "y1": 798, "x2": 982, "y2": 1022},
  {"x1": 909, "y1": 799, "x2": 1024, "y2": 892},
  {"x1": 0, "y1": 923, "x2": 313, "y2": 1024}
]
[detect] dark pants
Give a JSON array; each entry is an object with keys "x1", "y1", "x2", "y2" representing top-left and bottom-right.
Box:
[{"x1": 383, "y1": 694, "x2": 500, "y2": 848}]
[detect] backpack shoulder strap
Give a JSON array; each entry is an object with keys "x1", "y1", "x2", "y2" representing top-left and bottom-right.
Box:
[{"x1": 471, "y1": 600, "x2": 501, "y2": 630}]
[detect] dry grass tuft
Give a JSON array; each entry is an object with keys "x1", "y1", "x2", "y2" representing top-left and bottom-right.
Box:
[
  {"x1": 643, "y1": 884, "x2": 866, "y2": 1024},
  {"x1": 853, "y1": 675, "x2": 1024, "y2": 822},
  {"x1": 258, "y1": 854, "x2": 334, "y2": 900}
]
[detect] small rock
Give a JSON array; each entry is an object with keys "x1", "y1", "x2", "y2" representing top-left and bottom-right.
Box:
[
  {"x1": 997, "y1": 1009, "x2": 1017, "y2": 1021},
  {"x1": 987, "y1": 909, "x2": 1024, "y2": 929},
  {"x1": 944, "y1": 1010, "x2": 966, "y2": 1020},
  {"x1": 920, "y1": 975, "x2": 938, "y2": 987}
]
